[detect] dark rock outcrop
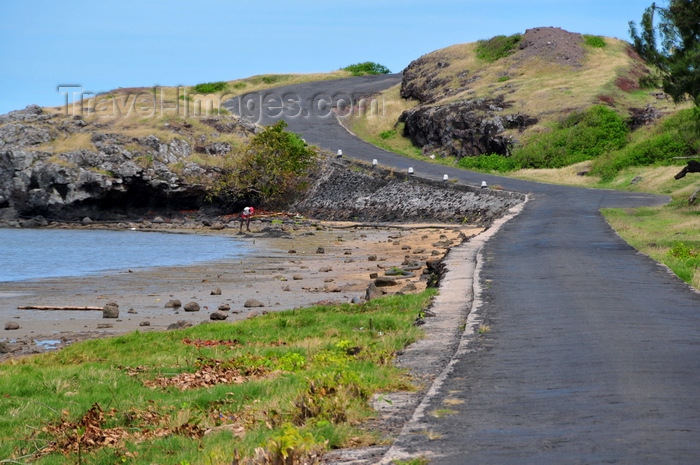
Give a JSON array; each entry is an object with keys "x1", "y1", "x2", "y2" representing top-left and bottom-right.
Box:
[
  {"x1": 0, "y1": 105, "x2": 259, "y2": 222},
  {"x1": 399, "y1": 97, "x2": 537, "y2": 157}
]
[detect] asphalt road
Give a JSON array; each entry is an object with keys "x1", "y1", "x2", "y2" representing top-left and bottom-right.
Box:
[{"x1": 224, "y1": 75, "x2": 700, "y2": 464}]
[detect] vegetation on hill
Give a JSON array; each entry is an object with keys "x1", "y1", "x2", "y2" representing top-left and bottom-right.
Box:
[{"x1": 342, "y1": 62, "x2": 391, "y2": 76}]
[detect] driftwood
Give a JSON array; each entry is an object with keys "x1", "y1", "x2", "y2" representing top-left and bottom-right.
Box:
[{"x1": 17, "y1": 305, "x2": 103, "y2": 311}]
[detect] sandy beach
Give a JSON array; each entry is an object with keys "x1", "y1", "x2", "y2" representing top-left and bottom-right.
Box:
[{"x1": 0, "y1": 220, "x2": 482, "y2": 361}]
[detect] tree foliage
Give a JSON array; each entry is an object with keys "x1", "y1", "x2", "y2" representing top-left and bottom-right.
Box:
[
  {"x1": 342, "y1": 62, "x2": 391, "y2": 76},
  {"x1": 211, "y1": 120, "x2": 318, "y2": 206},
  {"x1": 629, "y1": 0, "x2": 700, "y2": 106}
]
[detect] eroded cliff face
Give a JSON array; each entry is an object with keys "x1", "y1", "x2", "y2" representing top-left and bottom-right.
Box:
[
  {"x1": 398, "y1": 97, "x2": 537, "y2": 158},
  {"x1": 0, "y1": 105, "x2": 259, "y2": 221}
]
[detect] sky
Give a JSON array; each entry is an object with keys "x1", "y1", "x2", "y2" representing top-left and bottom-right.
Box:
[{"x1": 0, "y1": 0, "x2": 657, "y2": 115}]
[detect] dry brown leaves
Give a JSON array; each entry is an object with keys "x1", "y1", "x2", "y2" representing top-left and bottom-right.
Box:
[
  {"x1": 182, "y1": 337, "x2": 241, "y2": 348},
  {"x1": 139, "y1": 358, "x2": 271, "y2": 391},
  {"x1": 37, "y1": 403, "x2": 205, "y2": 458}
]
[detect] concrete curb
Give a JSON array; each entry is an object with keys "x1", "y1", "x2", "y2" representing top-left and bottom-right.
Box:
[{"x1": 378, "y1": 198, "x2": 528, "y2": 464}]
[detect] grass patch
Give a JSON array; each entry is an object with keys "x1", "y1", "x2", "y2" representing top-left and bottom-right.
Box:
[
  {"x1": 193, "y1": 81, "x2": 229, "y2": 94},
  {"x1": 475, "y1": 33, "x2": 522, "y2": 62},
  {"x1": 342, "y1": 62, "x2": 391, "y2": 76},
  {"x1": 602, "y1": 204, "x2": 700, "y2": 289},
  {"x1": 0, "y1": 291, "x2": 435, "y2": 464},
  {"x1": 583, "y1": 35, "x2": 606, "y2": 48}
]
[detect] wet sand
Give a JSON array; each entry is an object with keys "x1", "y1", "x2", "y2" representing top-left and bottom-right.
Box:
[{"x1": 0, "y1": 220, "x2": 482, "y2": 360}]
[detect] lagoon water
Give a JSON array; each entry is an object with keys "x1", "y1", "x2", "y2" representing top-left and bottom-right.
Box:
[{"x1": 0, "y1": 228, "x2": 248, "y2": 283}]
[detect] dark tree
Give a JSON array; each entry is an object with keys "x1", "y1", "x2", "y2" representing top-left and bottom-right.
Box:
[{"x1": 629, "y1": 0, "x2": 700, "y2": 106}]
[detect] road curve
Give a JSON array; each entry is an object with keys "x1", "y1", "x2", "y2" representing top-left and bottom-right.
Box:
[{"x1": 225, "y1": 75, "x2": 700, "y2": 463}]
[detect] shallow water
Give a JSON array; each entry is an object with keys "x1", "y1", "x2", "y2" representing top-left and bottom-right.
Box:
[{"x1": 0, "y1": 228, "x2": 249, "y2": 282}]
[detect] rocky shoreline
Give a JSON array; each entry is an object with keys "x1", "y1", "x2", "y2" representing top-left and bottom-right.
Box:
[{"x1": 0, "y1": 219, "x2": 483, "y2": 362}]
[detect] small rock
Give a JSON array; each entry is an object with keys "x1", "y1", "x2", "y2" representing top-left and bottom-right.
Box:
[
  {"x1": 351, "y1": 297, "x2": 362, "y2": 304},
  {"x1": 293, "y1": 274, "x2": 304, "y2": 280},
  {"x1": 316, "y1": 247, "x2": 325, "y2": 254},
  {"x1": 365, "y1": 282, "x2": 385, "y2": 301},
  {"x1": 374, "y1": 276, "x2": 398, "y2": 287},
  {"x1": 82, "y1": 217, "x2": 93, "y2": 224},
  {"x1": 282, "y1": 285, "x2": 291, "y2": 291},
  {"x1": 324, "y1": 285, "x2": 342, "y2": 293},
  {"x1": 152, "y1": 216, "x2": 165, "y2": 224},
  {"x1": 184, "y1": 301, "x2": 200, "y2": 312},
  {"x1": 244, "y1": 299, "x2": 265, "y2": 308},
  {"x1": 319, "y1": 266, "x2": 333, "y2": 272},
  {"x1": 247, "y1": 311, "x2": 260, "y2": 319},
  {"x1": 211, "y1": 287, "x2": 222, "y2": 296},
  {"x1": 165, "y1": 299, "x2": 181, "y2": 308},
  {"x1": 97, "y1": 323, "x2": 114, "y2": 329},
  {"x1": 139, "y1": 321, "x2": 151, "y2": 327},
  {"x1": 127, "y1": 308, "x2": 138, "y2": 314},
  {"x1": 369, "y1": 272, "x2": 379, "y2": 279},
  {"x1": 4, "y1": 322, "x2": 20, "y2": 330},
  {"x1": 0, "y1": 341, "x2": 10, "y2": 352},
  {"x1": 218, "y1": 304, "x2": 231, "y2": 311},
  {"x1": 103, "y1": 302, "x2": 119, "y2": 319},
  {"x1": 210, "y1": 311, "x2": 228, "y2": 321},
  {"x1": 167, "y1": 320, "x2": 193, "y2": 330},
  {"x1": 413, "y1": 248, "x2": 426, "y2": 254},
  {"x1": 400, "y1": 283, "x2": 418, "y2": 293},
  {"x1": 288, "y1": 249, "x2": 297, "y2": 254}
]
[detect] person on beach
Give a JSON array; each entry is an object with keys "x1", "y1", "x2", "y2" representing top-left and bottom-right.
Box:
[{"x1": 239, "y1": 206, "x2": 254, "y2": 232}]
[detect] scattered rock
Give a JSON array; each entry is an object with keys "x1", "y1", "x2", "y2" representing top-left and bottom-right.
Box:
[
  {"x1": 316, "y1": 247, "x2": 325, "y2": 254},
  {"x1": 365, "y1": 282, "x2": 386, "y2": 301},
  {"x1": 103, "y1": 302, "x2": 119, "y2": 319},
  {"x1": 139, "y1": 321, "x2": 151, "y2": 326},
  {"x1": 293, "y1": 274, "x2": 304, "y2": 280},
  {"x1": 288, "y1": 249, "x2": 297, "y2": 254},
  {"x1": 218, "y1": 304, "x2": 231, "y2": 311},
  {"x1": 244, "y1": 299, "x2": 265, "y2": 308},
  {"x1": 210, "y1": 311, "x2": 228, "y2": 321},
  {"x1": 369, "y1": 272, "x2": 379, "y2": 279},
  {"x1": 400, "y1": 283, "x2": 418, "y2": 293},
  {"x1": 165, "y1": 299, "x2": 182, "y2": 309},
  {"x1": 368, "y1": 255, "x2": 378, "y2": 261},
  {"x1": 324, "y1": 285, "x2": 342, "y2": 293},
  {"x1": 167, "y1": 320, "x2": 193, "y2": 330},
  {"x1": 127, "y1": 308, "x2": 137, "y2": 314},
  {"x1": 184, "y1": 301, "x2": 200, "y2": 312},
  {"x1": 97, "y1": 323, "x2": 114, "y2": 329},
  {"x1": 375, "y1": 276, "x2": 398, "y2": 287},
  {"x1": 211, "y1": 287, "x2": 222, "y2": 296},
  {"x1": 0, "y1": 341, "x2": 9, "y2": 352},
  {"x1": 319, "y1": 266, "x2": 333, "y2": 272},
  {"x1": 4, "y1": 322, "x2": 20, "y2": 330}
]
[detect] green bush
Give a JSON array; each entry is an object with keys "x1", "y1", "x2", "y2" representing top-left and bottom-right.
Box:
[
  {"x1": 475, "y1": 34, "x2": 522, "y2": 62},
  {"x1": 583, "y1": 35, "x2": 606, "y2": 48},
  {"x1": 379, "y1": 129, "x2": 397, "y2": 140},
  {"x1": 193, "y1": 81, "x2": 228, "y2": 93},
  {"x1": 262, "y1": 75, "x2": 280, "y2": 84},
  {"x1": 342, "y1": 62, "x2": 391, "y2": 76},
  {"x1": 211, "y1": 120, "x2": 318, "y2": 205},
  {"x1": 513, "y1": 105, "x2": 629, "y2": 169},
  {"x1": 458, "y1": 153, "x2": 520, "y2": 173},
  {"x1": 590, "y1": 108, "x2": 699, "y2": 179},
  {"x1": 497, "y1": 75, "x2": 511, "y2": 82}
]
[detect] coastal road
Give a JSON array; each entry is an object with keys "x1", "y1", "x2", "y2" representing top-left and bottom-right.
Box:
[{"x1": 224, "y1": 75, "x2": 700, "y2": 463}]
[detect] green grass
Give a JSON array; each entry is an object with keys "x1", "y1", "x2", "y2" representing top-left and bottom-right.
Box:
[
  {"x1": 583, "y1": 35, "x2": 607, "y2": 48},
  {"x1": 602, "y1": 203, "x2": 700, "y2": 289},
  {"x1": 475, "y1": 33, "x2": 522, "y2": 62},
  {"x1": 193, "y1": 81, "x2": 229, "y2": 94},
  {"x1": 0, "y1": 291, "x2": 436, "y2": 464}
]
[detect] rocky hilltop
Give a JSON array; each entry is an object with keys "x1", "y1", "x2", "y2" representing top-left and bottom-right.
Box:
[{"x1": 394, "y1": 27, "x2": 661, "y2": 159}]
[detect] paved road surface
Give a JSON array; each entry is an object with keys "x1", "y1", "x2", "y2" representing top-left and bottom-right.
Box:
[{"x1": 225, "y1": 75, "x2": 700, "y2": 464}]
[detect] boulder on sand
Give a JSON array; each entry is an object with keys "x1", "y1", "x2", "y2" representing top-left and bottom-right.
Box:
[{"x1": 103, "y1": 302, "x2": 119, "y2": 318}]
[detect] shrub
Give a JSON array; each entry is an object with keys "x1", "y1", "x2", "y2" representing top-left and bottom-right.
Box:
[
  {"x1": 262, "y1": 75, "x2": 280, "y2": 84},
  {"x1": 590, "y1": 108, "x2": 699, "y2": 179},
  {"x1": 211, "y1": 120, "x2": 318, "y2": 206},
  {"x1": 513, "y1": 105, "x2": 629, "y2": 169},
  {"x1": 193, "y1": 81, "x2": 228, "y2": 93},
  {"x1": 497, "y1": 75, "x2": 511, "y2": 82},
  {"x1": 342, "y1": 62, "x2": 391, "y2": 76},
  {"x1": 583, "y1": 35, "x2": 607, "y2": 48},
  {"x1": 475, "y1": 34, "x2": 522, "y2": 62},
  {"x1": 458, "y1": 153, "x2": 520, "y2": 173},
  {"x1": 379, "y1": 129, "x2": 397, "y2": 140}
]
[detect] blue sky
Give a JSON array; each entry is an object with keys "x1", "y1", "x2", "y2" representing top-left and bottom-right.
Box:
[{"x1": 0, "y1": 0, "x2": 656, "y2": 115}]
